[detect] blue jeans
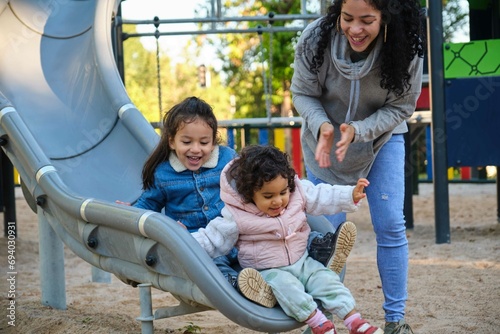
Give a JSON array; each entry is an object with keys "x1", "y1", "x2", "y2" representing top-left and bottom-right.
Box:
[
  {"x1": 214, "y1": 247, "x2": 240, "y2": 280},
  {"x1": 306, "y1": 134, "x2": 408, "y2": 323}
]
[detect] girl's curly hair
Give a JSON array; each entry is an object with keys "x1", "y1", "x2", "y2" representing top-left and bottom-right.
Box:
[
  {"x1": 229, "y1": 145, "x2": 296, "y2": 204},
  {"x1": 310, "y1": 0, "x2": 426, "y2": 96}
]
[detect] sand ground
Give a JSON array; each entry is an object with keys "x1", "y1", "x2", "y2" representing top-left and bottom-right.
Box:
[{"x1": 1, "y1": 182, "x2": 499, "y2": 333}]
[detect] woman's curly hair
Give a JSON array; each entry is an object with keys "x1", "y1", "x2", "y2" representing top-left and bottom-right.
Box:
[
  {"x1": 229, "y1": 145, "x2": 296, "y2": 204},
  {"x1": 310, "y1": 0, "x2": 426, "y2": 96}
]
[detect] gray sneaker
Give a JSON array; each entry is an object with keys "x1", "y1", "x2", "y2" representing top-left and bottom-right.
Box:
[{"x1": 384, "y1": 319, "x2": 414, "y2": 334}]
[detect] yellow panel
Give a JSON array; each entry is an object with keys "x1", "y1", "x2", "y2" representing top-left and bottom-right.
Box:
[
  {"x1": 448, "y1": 167, "x2": 454, "y2": 180},
  {"x1": 13, "y1": 168, "x2": 20, "y2": 185},
  {"x1": 274, "y1": 128, "x2": 285, "y2": 151}
]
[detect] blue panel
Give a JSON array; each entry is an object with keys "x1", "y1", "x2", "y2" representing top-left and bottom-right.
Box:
[
  {"x1": 258, "y1": 128, "x2": 269, "y2": 145},
  {"x1": 226, "y1": 128, "x2": 235, "y2": 149},
  {"x1": 445, "y1": 77, "x2": 500, "y2": 166}
]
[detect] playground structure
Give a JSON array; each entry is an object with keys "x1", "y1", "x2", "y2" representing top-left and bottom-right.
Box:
[
  {"x1": 426, "y1": 0, "x2": 500, "y2": 243},
  {"x1": 0, "y1": 0, "x2": 331, "y2": 333},
  {"x1": 0, "y1": 0, "x2": 499, "y2": 332},
  {"x1": 114, "y1": 0, "x2": 499, "y2": 244}
]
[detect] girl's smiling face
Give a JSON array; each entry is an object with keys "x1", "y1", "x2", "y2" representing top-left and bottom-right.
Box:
[
  {"x1": 340, "y1": 0, "x2": 382, "y2": 52},
  {"x1": 169, "y1": 118, "x2": 215, "y2": 171},
  {"x1": 252, "y1": 175, "x2": 290, "y2": 217}
]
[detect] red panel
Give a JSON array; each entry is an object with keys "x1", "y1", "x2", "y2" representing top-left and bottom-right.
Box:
[
  {"x1": 291, "y1": 128, "x2": 302, "y2": 176},
  {"x1": 461, "y1": 167, "x2": 471, "y2": 180},
  {"x1": 416, "y1": 86, "x2": 430, "y2": 110}
]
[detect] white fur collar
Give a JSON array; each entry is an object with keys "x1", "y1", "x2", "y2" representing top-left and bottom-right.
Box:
[{"x1": 169, "y1": 145, "x2": 220, "y2": 172}]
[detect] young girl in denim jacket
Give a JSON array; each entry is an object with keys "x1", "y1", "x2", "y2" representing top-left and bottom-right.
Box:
[
  {"x1": 131, "y1": 96, "x2": 275, "y2": 306},
  {"x1": 192, "y1": 145, "x2": 382, "y2": 334}
]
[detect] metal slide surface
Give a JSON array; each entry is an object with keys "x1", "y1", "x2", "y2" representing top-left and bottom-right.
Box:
[{"x1": 0, "y1": 0, "x2": 301, "y2": 331}]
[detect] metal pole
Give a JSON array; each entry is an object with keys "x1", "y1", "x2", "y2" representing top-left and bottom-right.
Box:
[
  {"x1": 497, "y1": 166, "x2": 499, "y2": 222},
  {"x1": 38, "y1": 208, "x2": 66, "y2": 309},
  {"x1": 137, "y1": 283, "x2": 154, "y2": 334},
  {"x1": 91, "y1": 266, "x2": 111, "y2": 283},
  {"x1": 1, "y1": 150, "x2": 16, "y2": 237},
  {"x1": 122, "y1": 14, "x2": 320, "y2": 26},
  {"x1": 257, "y1": 27, "x2": 271, "y2": 120},
  {"x1": 427, "y1": 0, "x2": 450, "y2": 243},
  {"x1": 301, "y1": 0, "x2": 308, "y2": 28},
  {"x1": 112, "y1": 4, "x2": 125, "y2": 83},
  {"x1": 124, "y1": 26, "x2": 311, "y2": 38}
]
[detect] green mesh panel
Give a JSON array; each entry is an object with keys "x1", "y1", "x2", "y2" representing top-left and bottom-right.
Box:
[{"x1": 443, "y1": 39, "x2": 500, "y2": 79}]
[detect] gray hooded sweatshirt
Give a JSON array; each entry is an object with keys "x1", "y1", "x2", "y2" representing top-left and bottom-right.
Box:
[{"x1": 291, "y1": 18, "x2": 423, "y2": 185}]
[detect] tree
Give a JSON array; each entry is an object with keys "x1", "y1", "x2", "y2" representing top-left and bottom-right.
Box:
[
  {"x1": 122, "y1": 25, "x2": 233, "y2": 124},
  {"x1": 191, "y1": 0, "x2": 469, "y2": 120},
  {"x1": 442, "y1": 0, "x2": 469, "y2": 42},
  {"x1": 198, "y1": 0, "x2": 311, "y2": 119}
]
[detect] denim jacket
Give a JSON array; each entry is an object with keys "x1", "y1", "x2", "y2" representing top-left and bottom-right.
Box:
[{"x1": 134, "y1": 145, "x2": 237, "y2": 232}]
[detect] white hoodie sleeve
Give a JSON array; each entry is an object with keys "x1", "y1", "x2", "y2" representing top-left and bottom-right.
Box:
[
  {"x1": 191, "y1": 207, "x2": 239, "y2": 259},
  {"x1": 300, "y1": 179, "x2": 361, "y2": 215}
]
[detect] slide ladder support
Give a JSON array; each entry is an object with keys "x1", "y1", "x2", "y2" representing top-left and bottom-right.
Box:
[
  {"x1": 91, "y1": 266, "x2": 111, "y2": 283},
  {"x1": 38, "y1": 209, "x2": 66, "y2": 309},
  {"x1": 137, "y1": 283, "x2": 154, "y2": 334}
]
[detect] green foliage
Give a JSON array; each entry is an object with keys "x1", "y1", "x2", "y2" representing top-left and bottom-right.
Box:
[
  {"x1": 200, "y1": 0, "x2": 308, "y2": 119},
  {"x1": 123, "y1": 25, "x2": 164, "y2": 122},
  {"x1": 122, "y1": 25, "x2": 233, "y2": 123},
  {"x1": 442, "y1": 0, "x2": 469, "y2": 42},
  {"x1": 122, "y1": 0, "x2": 470, "y2": 124},
  {"x1": 179, "y1": 322, "x2": 202, "y2": 334}
]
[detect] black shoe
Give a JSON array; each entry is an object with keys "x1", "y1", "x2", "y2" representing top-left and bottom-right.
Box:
[
  {"x1": 227, "y1": 273, "x2": 239, "y2": 290},
  {"x1": 309, "y1": 221, "x2": 357, "y2": 274},
  {"x1": 309, "y1": 232, "x2": 336, "y2": 267}
]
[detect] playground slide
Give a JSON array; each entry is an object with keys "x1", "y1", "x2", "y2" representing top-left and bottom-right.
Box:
[{"x1": 0, "y1": 0, "x2": 303, "y2": 332}]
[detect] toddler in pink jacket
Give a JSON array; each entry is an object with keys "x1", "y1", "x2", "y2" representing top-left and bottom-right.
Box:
[{"x1": 192, "y1": 145, "x2": 382, "y2": 334}]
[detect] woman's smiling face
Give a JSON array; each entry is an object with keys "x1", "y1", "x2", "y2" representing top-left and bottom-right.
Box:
[{"x1": 340, "y1": 0, "x2": 382, "y2": 52}]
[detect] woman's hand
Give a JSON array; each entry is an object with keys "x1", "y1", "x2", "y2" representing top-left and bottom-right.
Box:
[
  {"x1": 315, "y1": 122, "x2": 334, "y2": 168},
  {"x1": 335, "y1": 123, "x2": 355, "y2": 162},
  {"x1": 353, "y1": 178, "x2": 369, "y2": 203}
]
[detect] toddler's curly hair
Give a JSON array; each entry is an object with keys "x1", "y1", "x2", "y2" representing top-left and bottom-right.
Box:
[{"x1": 229, "y1": 145, "x2": 296, "y2": 204}]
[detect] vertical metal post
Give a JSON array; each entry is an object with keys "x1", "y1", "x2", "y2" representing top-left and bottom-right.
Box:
[
  {"x1": 112, "y1": 4, "x2": 125, "y2": 83},
  {"x1": 243, "y1": 124, "x2": 251, "y2": 147},
  {"x1": 301, "y1": 0, "x2": 308, "y2": 28},
  {"x1": 137, "y1": 283, "x2": 154, "y2": 334},
  {"x1": 427, "y1": 0, "x2": 450, "y2": 243},
  {"x1": 497, "y1": 166, "x2": 499, "y2": 222},
  {"x1": 1, "y1": 150, "x2": 16, "y2": 237},
  {"x1": 91, "y1": 266, "x2": 111, "y2": 283},
  {"x1": 0, "y1": 152, "x2": 3, "y2": 213},
  {"x1": 38, "y1": 209, "x2": 66, "y2": 309}
]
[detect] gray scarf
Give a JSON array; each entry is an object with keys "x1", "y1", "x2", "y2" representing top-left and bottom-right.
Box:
[{"x1": 330, "y1": 33, "x2": 383, "y2": 123}]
